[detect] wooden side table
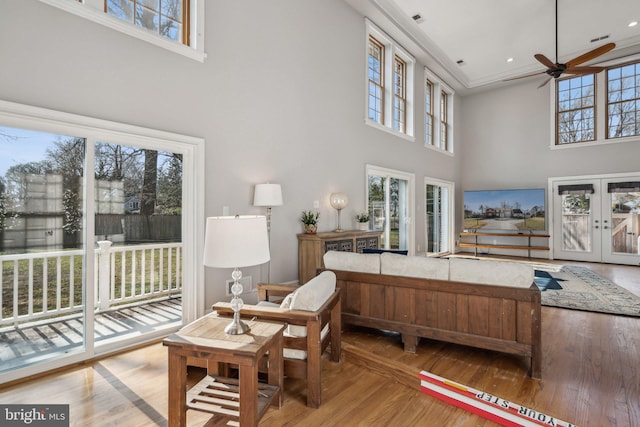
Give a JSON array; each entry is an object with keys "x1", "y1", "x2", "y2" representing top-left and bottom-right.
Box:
[{"x1": 163, "y1": 314, "x2": 284, "y2": 427}]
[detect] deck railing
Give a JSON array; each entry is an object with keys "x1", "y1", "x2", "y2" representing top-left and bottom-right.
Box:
[{"x1": 0, "y1": 241, "x2": 182, "y2": 326}]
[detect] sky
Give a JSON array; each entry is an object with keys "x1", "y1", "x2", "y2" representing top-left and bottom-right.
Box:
[{"x1": 0, "y1": 126, "x2": 67, "y2": 176}]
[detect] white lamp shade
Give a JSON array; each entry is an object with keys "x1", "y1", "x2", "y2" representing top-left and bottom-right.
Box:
[
  {"x1": 203, "y1": 215, "x2": 270, "y2": 268},
  {"x1": 330, "y1": 192, "x2": 349, "y2": 210},
  {"x1": 253, "y1": 184, "x2": 283, "y2": 207}
]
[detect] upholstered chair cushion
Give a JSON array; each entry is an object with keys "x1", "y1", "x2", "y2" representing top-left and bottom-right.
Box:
[
  {"x1": 380, "y1": 253, "x2": 449, "y2": 280},
  {"x1": 448, "y1": 257, "x2": 534, "y2": 288},
  {"x1": 323, "y1": 250, "x2": 380, "y2": 274}
]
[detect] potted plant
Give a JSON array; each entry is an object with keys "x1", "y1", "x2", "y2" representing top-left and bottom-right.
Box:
[
  {"x1": 355, "y1": 211, "x2": 370, "y2": 230},
  {"x1": 300, "y1": 210, "x2": 320, "y2": 234}
]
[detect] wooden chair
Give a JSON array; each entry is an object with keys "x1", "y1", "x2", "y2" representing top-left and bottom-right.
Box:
[{"x1": 212, "y1": 272, "x2": 341, "y2": 408}]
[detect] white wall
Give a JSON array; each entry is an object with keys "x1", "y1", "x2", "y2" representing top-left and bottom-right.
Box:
[
  {"x1": 459, "y1": 78, "x2": 640, "y2": 231},
  {"x1": 0, "y1": 0, "x2": 460, "y2": 309}
]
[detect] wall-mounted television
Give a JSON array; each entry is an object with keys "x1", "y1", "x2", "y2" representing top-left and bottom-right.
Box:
[{"x1": 463, "y1": 188, "x2": 546, "y2": 231}]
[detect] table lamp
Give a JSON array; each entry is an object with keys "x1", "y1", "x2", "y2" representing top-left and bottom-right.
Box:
[
  {"x1": 330, "y1": 192, "x2": 349, "y2": 232},
  {"x1": 203, "y1": 215, "x2": 270, "y2": 334}
]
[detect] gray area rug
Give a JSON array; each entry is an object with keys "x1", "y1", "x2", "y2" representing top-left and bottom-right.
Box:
[{"x1": 541, "y1": 265, "x2": 640, "y2": 317}]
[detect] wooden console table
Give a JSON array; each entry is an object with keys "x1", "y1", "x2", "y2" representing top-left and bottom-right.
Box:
[
  {"x1": 297, "y1": 229, "x2": 382, "y2": 284},
  {"x1": 459, "y1": 231, "x2": 550, "y2": 258},
  {"x1": 163, "y1": 314, "x2": 284, "y2": 427}
]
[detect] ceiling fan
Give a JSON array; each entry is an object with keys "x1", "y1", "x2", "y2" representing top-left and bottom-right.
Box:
[{"x1": 506, "y1": 0, "x2": 615, "y2": 88}]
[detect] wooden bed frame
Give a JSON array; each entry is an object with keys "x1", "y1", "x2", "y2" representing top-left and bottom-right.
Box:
[{"x1": 329, "y1": 269, "x2": 542, "y2": 378}]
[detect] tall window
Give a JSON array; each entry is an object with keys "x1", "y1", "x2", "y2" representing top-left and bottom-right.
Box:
[
  {"x1": 106, "y1": 0, "x2": 189, "y2": 44},
  {"x1": 368, "y1": 37, "x2": 384, "y2": 125},
  {"x1": 393, "y1": 56, "x2": 407, "y2": 133},
  {"x1": 424, "y1": 69, "x2": 454, "y2": 153},
  {"x1": 607, "y1": 62, "x2": 640, "y2": 139},
  {"x1": 439, "y1": 91, "x2": 449, "y2": 150},
  {"x1": 556, "y1": 75, "x2": 596, "y2": 144},
  {"x1": 425, "y1": 80, "x2": 434, "y2": 146},
  {"x1": 365, "y1": 20, "x2": 415, "y2": 138}
]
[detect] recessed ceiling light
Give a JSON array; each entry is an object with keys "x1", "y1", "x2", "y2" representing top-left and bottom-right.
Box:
[
  {"x1": 506, "y1": 57, "x2": 514, "y2": 63},
  {"x1": 629, "y1": 21, "x2": 638, "y2": 28}
]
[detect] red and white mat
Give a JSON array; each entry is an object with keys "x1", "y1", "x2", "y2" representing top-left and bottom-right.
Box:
[{"x1": 419, "y1": 371, "x2": 577, "y2": 427}]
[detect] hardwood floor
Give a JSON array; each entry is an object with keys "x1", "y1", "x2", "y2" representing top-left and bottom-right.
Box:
[{"x1": 0, "y1": 260, "x2": 637, "y2": 426}]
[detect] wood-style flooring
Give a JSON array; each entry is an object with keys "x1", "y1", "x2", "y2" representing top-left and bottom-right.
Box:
[{"x1": 0, "y1": 259, "x2": 637, "y2": 426}]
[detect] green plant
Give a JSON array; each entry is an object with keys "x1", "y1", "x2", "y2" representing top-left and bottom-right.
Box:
[
  {"x1": 355, "y1": 211, "x2": 370, "y2": 223},
  {"x1": 300, "y1": 210, "x2": 319, "y2": 225}
]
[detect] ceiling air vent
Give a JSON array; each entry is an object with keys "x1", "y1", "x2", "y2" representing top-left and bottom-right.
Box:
[
  {"x1": 412, "y1": 14, "x2": 425, "y2": 24},
  {"x1": 590, "y1": 34, "x2": 610, "y2": 43}
]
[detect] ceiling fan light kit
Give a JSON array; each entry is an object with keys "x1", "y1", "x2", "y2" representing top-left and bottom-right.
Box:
[{"x1": 506, "y1": 0, "x2": 616, "y2": 87}]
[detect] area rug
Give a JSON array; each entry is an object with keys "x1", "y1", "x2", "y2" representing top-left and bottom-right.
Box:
[{"x1": 539, "y1": 265, "x2": 640, "y2": 317}]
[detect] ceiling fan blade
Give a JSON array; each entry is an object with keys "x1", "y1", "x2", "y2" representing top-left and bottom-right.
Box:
[
  {"x1": 566, "y1": 43, "x2": 615, "y2": 67},
  {"x1": 503, "y1": 70, "x2": 547, "y2": 82},
  {"x1": 534, "y1": 54, "x2": 556, "y2": 69},
  {"x1": 564, "y1": 66, "x2": 605, "y2": 75},
  {"x1": 537, "y1": 77, "x2": 552, "y2": 89}
]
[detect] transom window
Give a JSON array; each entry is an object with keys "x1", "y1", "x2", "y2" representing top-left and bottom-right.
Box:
[
  {"x1": 38, "y1": 0, "x2": 204, "y2": 62},
  {"x1": 365, "y1": 20, "x2": 415, "y2": 139},
  {"x1": 607, "y1": 62, "x2": 640, "y2": 139},
  {"x1": 106, "y1": 0, "x2": 188, "y2": 45},
  {"x1": 556, "y1": 75, "x2": 595, "y2": 144},
  {"x1": 424, "y1": 70, "x2": 454, "y2": 154},
  {"x1": 553, "y1": 58, "x2": 640, "y2": 147}
]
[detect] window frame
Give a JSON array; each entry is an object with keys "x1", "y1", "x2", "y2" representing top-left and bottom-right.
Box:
[
  {"x1": 550, "y1": 55, "x2": 640, "y2": 149},
  {"x1": 555, "y1": 74, "x2": 597, "y2": 145},
  {"x1": 424, "y1": 69, "x2": 454, "y2": 155},
  {"x1": 605, "y1": 60, "x2": 640, "y2": 140},
  {"x1": 365, "y1": 20, "x2": 415, "y2": 140},
  {"x1": 38, "y1": 0, "x2": 206, "y2": 62}
]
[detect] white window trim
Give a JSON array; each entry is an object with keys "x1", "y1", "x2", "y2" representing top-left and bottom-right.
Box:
[
  {"x1": 365, "y1": 19, "x2": 415, "y2": 140},
  {"x1": 549, "y1": 54, "x2": 640, "y2": 150},
  {"x1": 0, "y1": 99, "x2": 205, "y2": 382},
  {"x1": 38, "y1": 0, "x2": 206, "y2": 63},
  {"x1": 424, "y1": 68, "x2": 454, "y2": 155}
]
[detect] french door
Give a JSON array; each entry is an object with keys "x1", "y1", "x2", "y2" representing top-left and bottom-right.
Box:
[
  {"x1": 425, "y1": 178, "x2": 454, "y2": 256},
  {"x1": 551, "y1": 174, "x2": 640, "y2": 265},
  {"x1": 366, "y1": 165, "x2": 415, "y2": 254}
]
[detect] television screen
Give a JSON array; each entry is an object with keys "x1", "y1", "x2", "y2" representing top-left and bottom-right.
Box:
[{"x1": 463, "y1": 188, "x2": 545, "y2": 231}]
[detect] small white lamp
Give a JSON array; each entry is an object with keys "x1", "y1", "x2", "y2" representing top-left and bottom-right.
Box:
[
  {"x1": 329, "y1": 192, "x2": 349, "y2": 232},
  {"x1": 203, "y1": 215, "x2": 270, "y2": 335}
]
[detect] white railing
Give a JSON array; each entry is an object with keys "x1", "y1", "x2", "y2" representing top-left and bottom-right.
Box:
[{"x1": 0, "y1": 242, "x2": 182, "y2": 326}]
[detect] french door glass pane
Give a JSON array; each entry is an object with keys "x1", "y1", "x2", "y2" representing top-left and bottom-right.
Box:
[
  {"x1": 609, "y1": 191, "x2": 640, "y2": 254},
  {"x1": 0, "y1": 126, "x2": 86, "y2": 373},
  {"x1": 93, "y1": 143, "x2": 182, "y2": 349},
  {"x1": 368, "y1": 174, "x2": 409, "y2": 250},
  {"x1": 560, "y1": 194, "x2": 592, "y2": 252}
]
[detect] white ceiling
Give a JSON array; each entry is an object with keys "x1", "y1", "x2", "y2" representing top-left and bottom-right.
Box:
[{"x1": 346, "y1": 0, "x2": 640, "y2": 94}]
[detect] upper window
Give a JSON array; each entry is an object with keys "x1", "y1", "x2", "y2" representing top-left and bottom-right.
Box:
[
  {"x1": 38, "y1": 0, "x2": 205, "y2": 62},
  {"x1": 556, "y1": 75, "x2": 595, "y2": 144},
  {"x1": 106, "y1": 0, "x2": 188, "y2": 45},
  {"x1": 553, "y1": 58, "x2": 640, "y2": 147},
  {"x1": 424, "y1": 70, "x2": 454, "y2": 154},
  {"x1": 365, "y1": 20, "x2": 415, "y2": 139},
  {"x1": 607, "y1": 62, "x2": 640, "y2": 139}
]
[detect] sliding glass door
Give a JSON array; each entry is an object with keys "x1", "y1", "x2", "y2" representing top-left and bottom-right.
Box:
[
  {"x1": 0, "y1": 101, "x2": 203, "y2": 384},
  {"x1": 366, "y1": 165, "x2": 414, "y2": 253}
]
